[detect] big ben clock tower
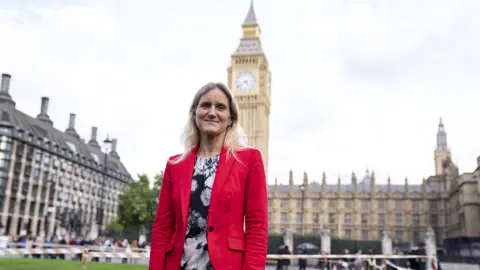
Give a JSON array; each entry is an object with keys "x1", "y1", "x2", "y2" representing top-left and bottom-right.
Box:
[{"x1": 227, "y1": 0, "x2": 271, "y2": 174}]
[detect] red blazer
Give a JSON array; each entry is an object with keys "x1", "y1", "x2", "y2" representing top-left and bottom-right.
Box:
[{"x1": 149, "y1": 145, "x2": 268, "y2": 270}]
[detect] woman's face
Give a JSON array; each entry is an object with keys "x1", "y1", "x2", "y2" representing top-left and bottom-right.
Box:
[{"x1": 195, "y1": 88, "x2": 231, "y2": 138}]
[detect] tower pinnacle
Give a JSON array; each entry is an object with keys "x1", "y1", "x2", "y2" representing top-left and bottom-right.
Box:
[
  {"x1": 243, "y1": 0, "x2": 258, "y2": 26},
  {"x1": 434, "y1": 117, "x2": 451, "y2": 175},
  {"x1": 436, "y1": 117, "x2": 448, "y2": 151},
  {"x1": 240, "y1": 0, "x2": 261, "y2": 40},
  {"x1": 233, "y1": 0, "x2": 263, "y2": 56}
]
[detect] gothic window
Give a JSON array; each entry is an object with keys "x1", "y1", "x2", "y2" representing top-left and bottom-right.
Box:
[
  {"x1": 329, "y1": 213, "x2": 335, "y2": 224},
  {"x1": 296, "y1": 200, "x2": 302, "y2": 208},
  {"x1": 378, "y1": 200, "x2": 385, "y2": 209},
  {"x1": 396, "y1": 214, "x2": 403, "y2": 225},
  {"x1": 430, "y1": 214, "x2": 438, "y2": 226},
  {"x1": 345, "y1": 229, "x2": 352, "y2": 239},
  {"x1": 344, "y1": 213, "x2": 352, "y2": 224},
  {"x1": 429, "y1": 200, "x2": 438, "y2": 210},
  {"x1": 362, "y1": 230, "x2": 369, "y2": 240},
  {"x1": 378, "y1": 214, "x2": 385, "y2": 226},
  {"x1": 312, "y1": 212, "x2": 319, "y2": 223},
  {"x1": 412, "y1": 200, "x2": 420, "y2": 210},
  {"x1": 281, "y1": 212, "x2": 287, "y2": 223},
  {"x1": 395, "y1": 230, "x2": 403, "y2": 242},
  {"x1": 413, "y1": 214, "x2": 420, "y2": 226},
  {"x1": 296, "y1": 212, "x2": 303, "y2": 223},
  {"x1": 328, "y1": 200, "x2": 335, "y2": 207},
  {"x1": 413, "y1": 231, "x2": 421, "y2": 243},
  {"x1": 344, "y1": 200, "x2": 352, "y2": 208},
  {"x1": 361, "y1": 214, "x2": 369, "y2": 225},
  {"x1": 361, "y1": 200, "x2": 369, "y2": 209},
  {"x1": 395, "y1": 200, "x2": 403, "y2": 210}
]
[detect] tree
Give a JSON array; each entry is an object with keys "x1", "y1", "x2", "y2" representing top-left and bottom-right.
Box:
[
  {"x1": 117, "y1": 173, "x2": 163, "y2": 233},
  {"x1": 107, "y1": 220, "x2": 124, "y2": 234}
]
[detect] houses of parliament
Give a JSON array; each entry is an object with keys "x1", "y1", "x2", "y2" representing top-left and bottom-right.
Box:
[
  {"x1": 229, "y1": 2, "x2": 480, "y2": 245},
  {"x1": 266, "y1": 119, "x2": 480, "y2": 245}
]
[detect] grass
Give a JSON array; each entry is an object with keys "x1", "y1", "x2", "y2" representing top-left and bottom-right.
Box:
[{"x1": 0, "y1": 258, "x2": 148, "y2": 270}]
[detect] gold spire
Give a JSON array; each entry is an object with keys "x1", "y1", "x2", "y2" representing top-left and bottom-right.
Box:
[
  {"x1": 241, "y1": 0, "x2": 260, "y2": 39},
  {"x1": 243, "y1": 0, "x2": 258, "y2": 26}
]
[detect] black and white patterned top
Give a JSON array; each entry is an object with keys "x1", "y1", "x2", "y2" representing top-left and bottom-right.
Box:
[{"x1": 180, "y1": 155, "x2": 219, "y2": 270}]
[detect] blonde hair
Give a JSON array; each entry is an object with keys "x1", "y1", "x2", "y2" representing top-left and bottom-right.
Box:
[{"x1": 170, "y1": 82, "x2": 249, "y2": 164}]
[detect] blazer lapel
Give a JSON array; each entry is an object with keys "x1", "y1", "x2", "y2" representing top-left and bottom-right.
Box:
[
  {"x1": 179, "y1": 147, "x2": 198, "y2": 227},
  {"x1": 209, "y1": 146, "x2": 235, "y2": 214},
  {"x1": 179, "y1": 145, "x2": 236, "y2": 226}
]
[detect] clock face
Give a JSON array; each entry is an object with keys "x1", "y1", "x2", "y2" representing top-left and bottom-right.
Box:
[{"x1": 235, "y1": 71, "x2": 256, "y2": 92}]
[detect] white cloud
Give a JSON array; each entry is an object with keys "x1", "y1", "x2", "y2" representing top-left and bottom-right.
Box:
[{"x1": 0, "y1": 0, "x2": 479, "y2": 187}]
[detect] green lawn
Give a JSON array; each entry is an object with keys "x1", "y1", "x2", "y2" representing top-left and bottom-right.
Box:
[{"x1": 0, "y1": 258, "x2": 147, "y2": 270}]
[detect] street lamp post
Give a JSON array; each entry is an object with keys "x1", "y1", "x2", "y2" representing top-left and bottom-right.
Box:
[
  {"x1": 299, "y1": 183, "x2": 305, "y2": 244},
  {"x1": 97, "y1": 135, "x2": 112, "y2": 237}
]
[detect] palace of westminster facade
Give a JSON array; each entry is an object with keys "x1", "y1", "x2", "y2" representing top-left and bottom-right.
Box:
[
  {"x1": 227, "y1": 2, "x2": 480, "y2": 245},
  {"x1": 266, "y1": 120, "x2": 480, "y2": 245},
  {"x1": 0, "y1": 1, "x2": 479, "y2": 245}
]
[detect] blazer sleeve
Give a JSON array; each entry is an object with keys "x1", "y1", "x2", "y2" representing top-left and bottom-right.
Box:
[
  {"x1": 243, "y1": 149, "x2": 268, "y2": 270},
  {"x1": 149, "y1": 161, "x2": 175, "y2": 270}
]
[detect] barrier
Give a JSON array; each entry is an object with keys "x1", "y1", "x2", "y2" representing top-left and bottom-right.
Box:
[
  {"x1": 5, "y1": 242, "x2": 147, "y2": 253},
  {"x1": 0, "y1": 248, "x2": 435, "y2": 259},
  {"x1": 0, "y1": 248, "x2": 439, "y2": 270},
  {"x1": 84, "y1": 251, "x2": 149, "y2": 259},
  {"x1": 266, "y1": 254, "x2": 433, "y2": 259},
  {"x1": 267, "y1": 254, "x2": 439, "y2": 270},
  {"x1": 0, "y1": 247, "x2": 84, "y2": 256}
]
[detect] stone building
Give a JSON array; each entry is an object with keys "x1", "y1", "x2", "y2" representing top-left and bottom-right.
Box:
[
  {"x1": 0, "y1": 73, "x2": 133, "y2": 238},
  {"x1": 267, "y1": 120, "x2": 480, "y2": 245},
  {"x1": 228, "y1": 0, "x2": 271, "y2": 174},
  {"x1": 226, "y1": 1, "x2": 480, "y2": 246}
]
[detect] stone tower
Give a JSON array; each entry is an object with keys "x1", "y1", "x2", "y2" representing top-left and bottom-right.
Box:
[
  {"x1": 227, "y1": 0, "x2": 271, "y2": 174},
  {"x1": 434, "y1": 118, "x2": 451, "y2": 175}
]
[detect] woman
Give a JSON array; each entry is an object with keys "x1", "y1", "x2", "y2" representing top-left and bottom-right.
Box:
[{"x1": 149, "y1": 82, "x2": 268, "y2": 270}]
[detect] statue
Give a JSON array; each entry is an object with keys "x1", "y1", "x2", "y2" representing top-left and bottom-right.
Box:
[
  {"x1": 425, "y1": 226, "x2": 437, "y2": 269},
  {"x1": 381, "y1": 227, "x2": 392, "y2": 255},
  {"x1": 283, "y1": 228, "x2": 293, "y2": 253},
  {"x1": 320, "y1": 227, "x2": 331, "y2": 254},
  {"x1": 425, "y1": 226, "x2": 436, "y2": 245}
]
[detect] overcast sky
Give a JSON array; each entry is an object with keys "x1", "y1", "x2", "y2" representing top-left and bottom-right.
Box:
[{"x1": 0, "y1": 0, "x2": 479, "y2": 186}]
